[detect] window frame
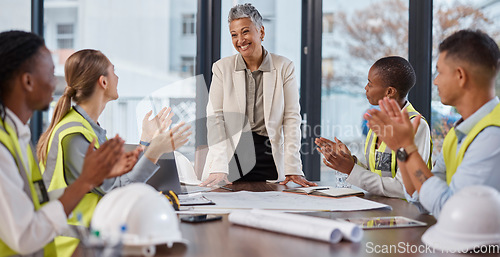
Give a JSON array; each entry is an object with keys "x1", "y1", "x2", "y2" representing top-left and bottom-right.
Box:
[
  {"x1": 182, "y1": 13, "x2": 196, "y2": 36},
  {"x1": 56, "y1": 23, "x2": 75, "y2": 49}
]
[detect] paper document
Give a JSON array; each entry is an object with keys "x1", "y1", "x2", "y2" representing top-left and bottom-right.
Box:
[
  {"x1": 181, "y1": 185, "x2": 212, "y2": 194},
  {"x1": 283, "y1": 186, "x2": 364, "y2": 198},
  {"x1": 229, "y1": 209, "x2": 362, "y2": 243},
  {"x1": 178, "y1": 192, "x2": 214, "y2": 206},
  {"x1": 193, "y1": 191, "x2": 389, "y2": 211}
]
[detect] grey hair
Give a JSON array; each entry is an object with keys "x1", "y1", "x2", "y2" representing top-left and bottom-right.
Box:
[{"x1": 228, "y1": 3, "x2": 263, "y2": 29}]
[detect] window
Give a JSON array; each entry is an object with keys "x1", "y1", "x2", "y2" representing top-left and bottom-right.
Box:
[
  {"x1": 44, "y1": 0, "x2": 199, "y2": 161},
  {"x1": 181, "y1": 56, "x2": 195, "y2": 76},
  {"x1": 0, "y1": 0, "x2": 31, "y2": 32},
  {"x1": 431, "y1": 0, "x2": 500, "y2": 158},
  {"x1": 323, "y1": 12, "x2": 334, "y2": 34},
  {"x1": 56, "y1": 23, "x2": 74, "y2": 49},
  {"x1": 322, "y1": 57, "x2": 334, "y2": 89},
  {"x1": 321, "y1": 0, "x2": 409, "y2": 165},
  {"x1": 182, "y1": 13, "x2": 196, "y2": 35}
]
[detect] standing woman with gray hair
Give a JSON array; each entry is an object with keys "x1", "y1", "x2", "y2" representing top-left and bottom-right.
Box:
[{"x1": 200, "y1": 3, "x2": 316, "y2": 187}]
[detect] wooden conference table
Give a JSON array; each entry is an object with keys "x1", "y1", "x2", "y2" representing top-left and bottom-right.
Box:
[
  {"x1": 74, "y1": 181, "x2": 496, "y2": 257},
  {"x1": 147, "y1": 181, "x2": 496, "y2": 257}
]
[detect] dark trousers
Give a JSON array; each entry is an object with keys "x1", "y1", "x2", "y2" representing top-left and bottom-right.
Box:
[{"x1": 233, "y1": 132, "x2": 278, "y2": 181}]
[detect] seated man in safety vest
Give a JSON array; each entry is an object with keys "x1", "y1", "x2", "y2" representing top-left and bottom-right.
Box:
[
  {"x1": 315, "y1": 56, "x2": 432, "y2": 198},
  {"x1": 364, "y1": 29, "x2": 500, "y2": 217},
  {"x1": 0, "y1": 30, "x2": 136, "y2": 256}
]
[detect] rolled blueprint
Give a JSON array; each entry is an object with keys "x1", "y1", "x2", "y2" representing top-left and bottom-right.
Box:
[
  {"x1": 251, "y1": 209, "x2": 363, "y2": 242},
  {"x1": 229, "y1": 209, "x2": 363, "y2": 243}
]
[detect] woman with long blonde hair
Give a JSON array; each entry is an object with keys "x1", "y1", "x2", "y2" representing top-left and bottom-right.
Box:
[{"x1": 36, "y1": 49, "x2": 191, "y2": 257}]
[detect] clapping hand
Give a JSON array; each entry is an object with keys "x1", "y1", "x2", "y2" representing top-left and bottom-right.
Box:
[
  {"x1": 315, "y1": 137, "x2": 355, "y2": 174},
  {"x1": 110, "y1": 146, "x2": 142, "y2": 177},
  {"x1": 364, "y1": 97, "x2": 420, "y2": 150},
  {"x1": 79, "y1": 135, "x2": 127, "y2": 188},
  {"x1": 144, "y1": 121, "x2": 192, "y2": 163},
  {"x1": 141, "y1": 107, "x2": 173, "y2": 146}
]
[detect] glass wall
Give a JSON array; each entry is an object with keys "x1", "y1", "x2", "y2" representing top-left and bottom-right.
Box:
[
  {"x1": 220, "y1": 0, "x2": 302, "y2": 82},
  {"x1": 0, "y1": 0, "x2": 31, "y2": 32},
  {"x1": 43, "y1": 0, "x2": 198, "y2": 159},
  {"x1": 431, "y1": 0, "x2": 500, "y2": 159},
  {"x1": 321, "y1": 0, "x2": 409, "y2": 165},
  {"x1": 7, "y1": 0, "x2": 490, "y2": 177}
]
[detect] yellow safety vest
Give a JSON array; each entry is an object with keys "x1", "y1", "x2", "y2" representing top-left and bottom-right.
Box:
[
  {"x1": 0, "y1": 121, "x2": 57, "y2": 257},
  {"x1": 364, "y1": 103, "x2": 433, "y2": 178},
  {"x1": 442, "y1": 103, "x2": 500, "y2": 185},
  {"x1": 40, "y1": 108, "x2": 102, "y2": 257}
]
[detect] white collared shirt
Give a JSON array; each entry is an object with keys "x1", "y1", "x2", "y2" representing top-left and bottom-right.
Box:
[{"x1": 0, "y1": 108, "x2": 68, "y2": 254}]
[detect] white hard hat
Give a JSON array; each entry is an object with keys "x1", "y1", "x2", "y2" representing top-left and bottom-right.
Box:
[
  {"x1": 91, "y1": 183, "x2": 186, "y2": 255},
  {"x1": 422, "y1": 185, "x2": 500, "y2": 252}
]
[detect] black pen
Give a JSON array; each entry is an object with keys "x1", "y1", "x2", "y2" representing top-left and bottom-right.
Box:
[
  {"x1": 219, "y1": 186, "x2": 235, "y2": 191},
  {"x1": 312, "y1": 187, "x2": 330, "y2": 190}
]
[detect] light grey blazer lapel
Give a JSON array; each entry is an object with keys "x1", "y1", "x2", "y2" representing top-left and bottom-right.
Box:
[
  {"x1": 232, "y1": 69, "x2": 246, "y2": 116},
  {"x1": 263, "y1": 58, "x2": 277, "y2": 123}
]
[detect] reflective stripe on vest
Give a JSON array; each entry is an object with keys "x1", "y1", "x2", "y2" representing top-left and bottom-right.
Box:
[
  {"x1": 41, "y1": 108, "x2": 102, "y2": 257},
  {"x1": 364, "y1": 103, "x2": 433, "y2": 178},
  {"x1": 0, "y1": 121, "x2": 57, "y2": 257},
  {"x1": 442, "y1": 103, "x2": 500, "y2": 185}
]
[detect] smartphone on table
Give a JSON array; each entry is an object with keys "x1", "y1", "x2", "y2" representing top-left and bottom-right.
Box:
[{"x1": 180, "y1": 214, "x2": 223, "y2": 223}]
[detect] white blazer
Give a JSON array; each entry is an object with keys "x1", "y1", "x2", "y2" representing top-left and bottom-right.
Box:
[{"x1": 202, "y1": 53, "x2": 304, "y2": 181}]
